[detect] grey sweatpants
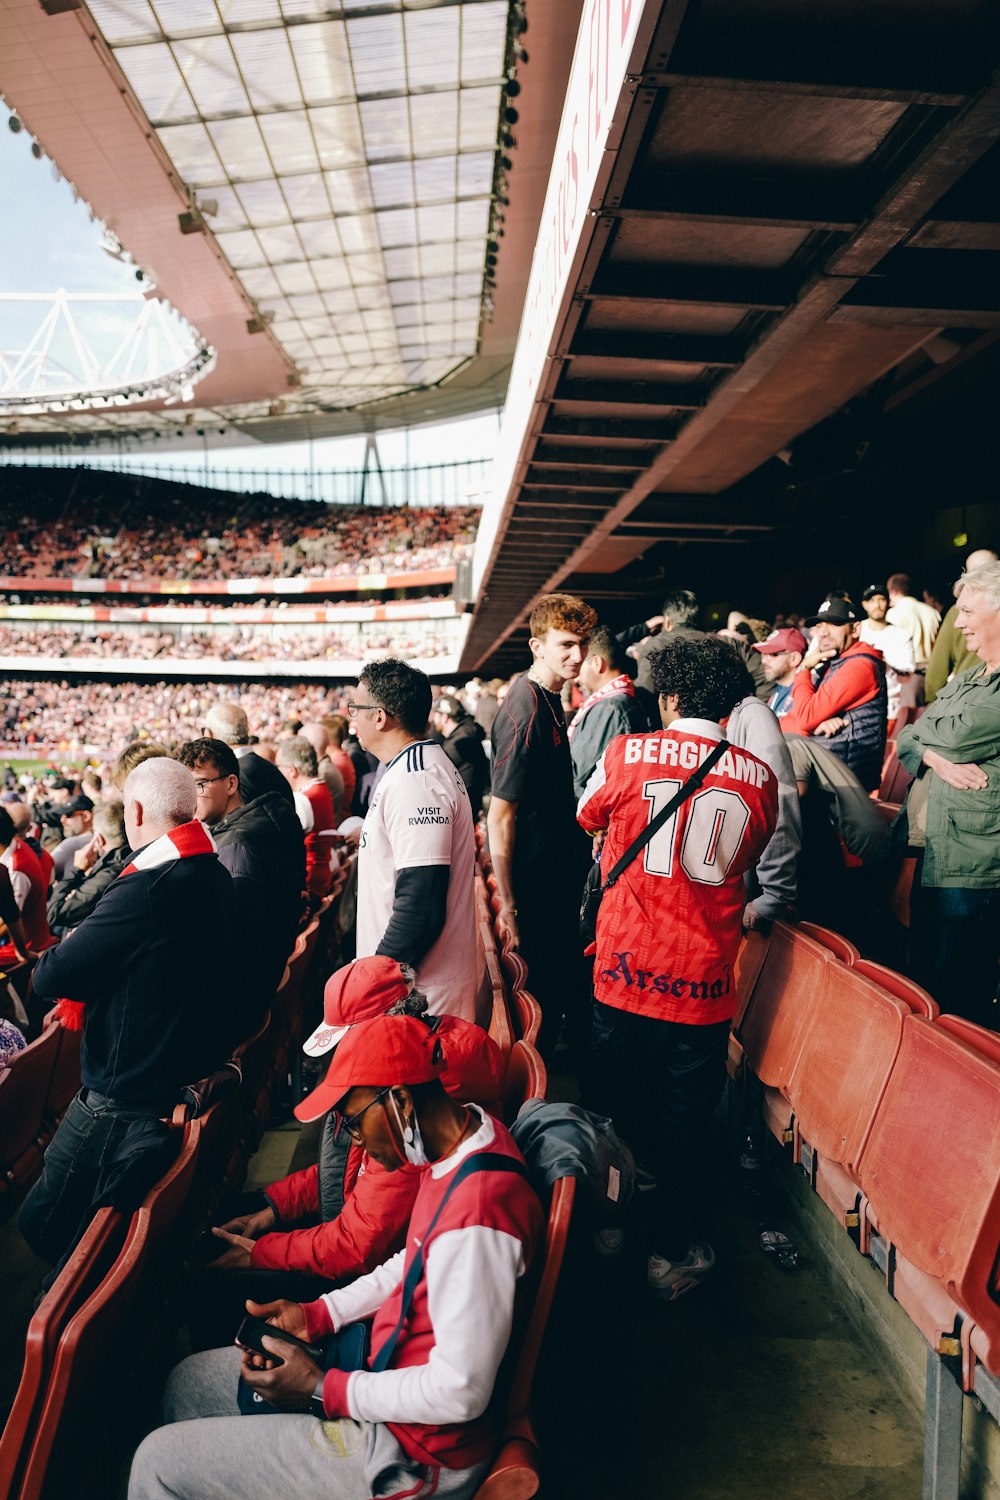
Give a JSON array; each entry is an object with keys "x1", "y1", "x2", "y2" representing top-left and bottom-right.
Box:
[{"x1": 128, "y1": 1347, "x2": 489, "y2": 1500}]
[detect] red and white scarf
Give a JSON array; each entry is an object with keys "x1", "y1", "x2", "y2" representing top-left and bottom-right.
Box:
[
  {"x1": 57, "y1": 820, "x2": 216, "y2": 1031},
  {"x1": 567, "y1": 674, "x2": 635, "y2": 741}
]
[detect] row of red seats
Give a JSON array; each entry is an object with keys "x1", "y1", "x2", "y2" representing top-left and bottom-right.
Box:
[
  {"x1": 0, "y1": 882, "x2": 348, "y2": 1500},
  {"x1": 732, "y1": 919, "x2": 1000, "y2": 1496}
]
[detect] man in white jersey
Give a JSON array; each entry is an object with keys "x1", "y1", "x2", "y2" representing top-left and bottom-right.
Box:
[{"x1": 349, "y1": 658, "x2": 477, "y2": 1022}]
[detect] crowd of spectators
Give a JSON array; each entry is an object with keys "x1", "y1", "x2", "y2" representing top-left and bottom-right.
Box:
[
  {"x1": 0, "y1": 623, "x2": 460, "y2": 665},
  {"x1": 1, "y1": 546, "x2": 997, "y2": 1496},
  {"x1": 0, "y1": 474, "x2": 478, "y2": 582}
]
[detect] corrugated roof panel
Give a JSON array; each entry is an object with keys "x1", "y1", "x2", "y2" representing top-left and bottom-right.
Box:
[
  {"x1": 232, "y1": 30, "x2": 303, "y2": 113},
  {"x1": 289, "y1": 23, "x2": 355, "y2": 105},
  {"x1": 259, "y1": 111, "x2": 319, "y2": 175},
  {"x1": 158, "y1": 121, "x2": 222, "y2": 181},
  {"x1": 174, "y1": 35, "x2": 249, "y2": 117},
  {"x1": 237, "y1": 176, "x2": 291, "y2": 224},
  {"x1": 404, "y1": 8, "x2": 460, "y2": 90},
  {"x1": 115, "y1": 43, "x2": 191, "y2": 123},
  {"x1": 346, "y1": 12, "x2": 406, "y2": 97},
  {"x1": 310, "y1": 105, "x2": 366, "y2": 169},
  {"x1": 207, "y1": 117, "x2": 271, "y2": 179},
  {"x1": 460, "y1": 1, "x2": 508, "y2": 83},
  {"x1": 409, "y1": 92, "x2": 458, "y2": 154},
  {"x1": 87, "y1": 0, "x2": 160, "y2": 45}
]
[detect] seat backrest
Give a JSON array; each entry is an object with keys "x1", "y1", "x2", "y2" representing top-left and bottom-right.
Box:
[
  {"x1": 512, "y1": 990, "x2": 542, "y2": 1050},
  {"x1": 0, "y1": 1207, "x2": 127, "y2": 1500},
  {"x1": 736, "y1": 923, "x2": 834, "y2": 1092},
  {"x1": 485, "y1": 936, "x2": 514, "y2": 1059},
  {"x1": 0, "y1": 1023, "x2": 61, "y2": 1167},
  {"x1": 795, "y1": 921, "x2": 860, "y2": 966},
  {"x1": 732, "y1": 927, "x2": 771, "y2": 1030},
  {"x1": 502, "y1": 1040, "x2": 548, "y2": 1122},
  {"x1": 232, "y1": 1010, "x2": 272, "y2": 1102},
  {"x1": 19, "y1": 1123, "x2": 200, "y2": 1500},
  {"x1": 935, "y1": 1013, "x2": 1000, "y2": 1066},
  {"x1": 475, "y1": 1177, "x2": 576, "y2": 1500},
  {"x1": 43, "y1": 1019, "x2": 82, "y2": 1124},
  {"x1": 852, "y1": 959, "x2": 939, "y2": 1018},
  {"x1": 858, "y1": 1018, "x2": 1000, "y2": 1334},
  {"x1": 787, "y1": 965, "x2": 908, "y2": 1176}
]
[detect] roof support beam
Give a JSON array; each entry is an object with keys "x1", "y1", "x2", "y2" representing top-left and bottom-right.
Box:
[
  {"x1": 554, "y1": 380, "x2": 705, "y2": 409},
  {"x1": 566, "y1": 331, "x2": 743, "y2": 366}
]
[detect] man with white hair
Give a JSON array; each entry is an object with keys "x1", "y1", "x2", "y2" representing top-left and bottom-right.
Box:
[
  {"x1": 204, "y1": 701, "x2": 294, "y2": 810},
  {"x1": 895, "y1": 559, "x2": 1000, "y2": 1027},
  {"x1": 19, "y1": 757, "x2": 238, "y2": 1267},
  {"x1": 925, "y1": 547, "x2": 998, "y2": 703}
]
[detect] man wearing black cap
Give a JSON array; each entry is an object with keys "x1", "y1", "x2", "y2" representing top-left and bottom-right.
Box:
[
  {"x1": 859, "y1": 584, "x2": 915, "y2": 722},
  {"x1": 780, "y1": 597, "x2": 888, "y2": 791},
  {"x1": 51, "y1": 794, "x2": 95, "y2": 880}
]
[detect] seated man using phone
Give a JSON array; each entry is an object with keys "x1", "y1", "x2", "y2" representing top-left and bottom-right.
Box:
[
  {"x1": 190, "y1": 956, "x2": 504, "y2": 1350},
  {"x1": 130, "y1": 1015, "x2": 541, "y2": 1500}
]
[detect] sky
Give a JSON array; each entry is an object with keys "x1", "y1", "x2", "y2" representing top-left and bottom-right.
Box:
[{"x1": 0, "y1": 102, "x2": 500, "y2": 481}]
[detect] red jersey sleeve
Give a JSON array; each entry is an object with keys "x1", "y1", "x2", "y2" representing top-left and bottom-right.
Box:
[
  {"x1": 782, "y1": 654, "x2": 880, "y2": 734},
  {"x1": 252, "y1": 1157, "x2": 421, "y2": 1278}
]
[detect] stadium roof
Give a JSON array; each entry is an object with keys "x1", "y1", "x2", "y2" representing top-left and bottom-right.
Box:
[
  {"x1": 462, "y1": 0, "x2": 1000, "y2": 672},
  {"x1": 0, "y1": 0, "x2": 581, "y2": 446}
]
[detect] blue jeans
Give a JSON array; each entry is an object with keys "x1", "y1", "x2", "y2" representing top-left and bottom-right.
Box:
[{"x1": 19, "y1": 1088, "x2": 167, "y2": 1265}]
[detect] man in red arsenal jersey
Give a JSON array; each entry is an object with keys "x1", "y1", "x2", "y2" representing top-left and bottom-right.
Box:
[{"x1": 578, "y1": 636, "x2": 777, "y2": 1300}]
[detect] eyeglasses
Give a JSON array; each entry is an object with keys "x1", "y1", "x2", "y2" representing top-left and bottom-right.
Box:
[
  {"x1": 335, "y1": 1087, "x2": 391, "y2": 1143},
  {"x1": 193, "y1": 775, "x2": 227, "y2": 793},
  {"x1": 346, "y1": 702, "x2": 379, "y2": 719}
]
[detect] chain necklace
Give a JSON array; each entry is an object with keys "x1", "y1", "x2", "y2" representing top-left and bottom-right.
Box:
[{"x1": 527, "y1": 666, "x2": 565, "y2": 747}]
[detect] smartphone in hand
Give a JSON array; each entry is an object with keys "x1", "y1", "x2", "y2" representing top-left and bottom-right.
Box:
[{"x1": 235, "y1": 1314, "x2": 323, "y2": 1365}]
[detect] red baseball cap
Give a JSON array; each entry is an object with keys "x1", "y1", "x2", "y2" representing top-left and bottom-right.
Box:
[
  {"x1": 302, "y1": 956, "x2": 412, "y2": 1058},
  {"x1": 752, "y1": 627, "x2": 807, "y2": 656},
  {"x1": 294, "y1": 1015, "x2": 446, "y2": 1123}
]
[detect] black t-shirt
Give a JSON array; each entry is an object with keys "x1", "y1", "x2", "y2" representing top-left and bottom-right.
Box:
[{"x1": 490, "y1": 675, "x2": 584, "y2": 883}]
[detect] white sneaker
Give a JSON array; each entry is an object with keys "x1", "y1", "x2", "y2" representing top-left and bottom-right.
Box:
[
  {"x1": 592, "y1": 1227, "x2": 626, "y2": 1259},
  {"x1": 646, "y1": 1242, "x2": 715, "y2": 1300}
]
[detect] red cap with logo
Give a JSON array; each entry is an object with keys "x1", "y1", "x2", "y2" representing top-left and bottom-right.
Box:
[
  {"x1": 302, "y1": 956, "x2": 412, "y2": 1058},
  {"x1": 294, "y1": 1014, "x2": 446, "y2": 1123},
  {"x1": 752, "y1": 627, "x2": 808, "y2": 656}
]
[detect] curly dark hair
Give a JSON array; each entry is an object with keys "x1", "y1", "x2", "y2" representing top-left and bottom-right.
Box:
[
  {"x1": 359, "y1": 657, "x2": 432, "y2": 737},
  {"x1": 176, "y1": 737, "x2": 239, "y2": 779},
  {"x1": 650, "y1": 636, "x2": 754, "y2": 721}
]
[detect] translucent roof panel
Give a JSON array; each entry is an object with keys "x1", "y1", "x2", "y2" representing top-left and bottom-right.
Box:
[{"x1": 95, "y1": 0, "x2": 508, "y2": 413}]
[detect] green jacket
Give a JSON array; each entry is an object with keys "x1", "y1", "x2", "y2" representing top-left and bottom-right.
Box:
[
  {"x1": 895, "y1": 666, "x2": 1000, "y2": 887},
  {"x1": 924, "y1": 604, "x2": 981, "y2": 704}
]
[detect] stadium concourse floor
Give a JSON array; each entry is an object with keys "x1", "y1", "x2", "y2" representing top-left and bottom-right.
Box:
[{"x1": 0, "y1": 1081, "x2": 923, "y2": 1499}]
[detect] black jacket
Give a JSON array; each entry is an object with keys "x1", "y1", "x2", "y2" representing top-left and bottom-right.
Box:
[
  {"x1": 211, "y1": 792, "x2": 306, "y2": 1021},
  {"x1": 47, "y1": 845, "x2": 132, "y2": 936},
  {"x1": 33, "y1": 851, "x2": 239, "y2": 1105},
  {"x1": 441, "y1": 716, "x2": 490, "y2": 817},
  {"x1": 237, "y1": 749, "x2": 294, "y2": 809}
]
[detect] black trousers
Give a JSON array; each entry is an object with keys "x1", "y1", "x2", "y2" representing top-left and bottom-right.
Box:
[{"x1": 586, "y1": 1002, "x2": 730, "y2": 1261}]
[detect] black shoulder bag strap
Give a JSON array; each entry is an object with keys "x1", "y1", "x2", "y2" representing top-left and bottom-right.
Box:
[
  {"x1": 600, "y1": 737, "x2": 731, "y2": 894},
  {"x1": 369, "y1": 1151, "x2": 528, "y2": 1373}
]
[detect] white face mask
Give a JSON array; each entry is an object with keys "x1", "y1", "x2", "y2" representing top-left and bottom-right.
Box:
[{"x1": 391, "y1": 1091, "x2": 429, "y2": 1167}]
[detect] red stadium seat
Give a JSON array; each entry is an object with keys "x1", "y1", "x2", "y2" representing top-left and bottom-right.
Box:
[
  {"x1": 852, "y1": 960, "x2": 939, "y2": 1018},
  {"x1": 728, "y1": 927, "x2": 771, "y2": 1081},
  {"x1": 858, "y1": 1019, "x2": 1000, "y2": 1365},
  {"x1": 475, "y1": 1178, "x2": 576, "y2": 1500},
  {"x1": 934, "y1": 1012, "x2": 1000, "y2": 1067},
  {"x1": 787, "y1": 966, "x2": 909, "y2": 1221},
  {"x1": 736, "y1": 923, "x2": 836, "y2": 1142},
  {"x1": 41, "y1": 1019, "x2": 82, "y2": 1131},
  {"x1": 17, "y1": 1122, "x2": 201, "y2": 1500},
  {"x1": 511, "y1": 990, "x2": 542, "y2": 1050},
  {"x1": 484, "y1": 930, "x2": 515, "y2": 1060},
  {"x1": 0, "y1": 1207, "x2": 127, "y2": 1500},
  {"x1": 795, "y1": 921, "x2": 860, "y2": 965},
  {"x1": 502, "y1": 1040, "x2": 548, "y2": 1123},
  {"x1": 0, "y1": 1024, "x2": 61, "y2": 1196}
]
